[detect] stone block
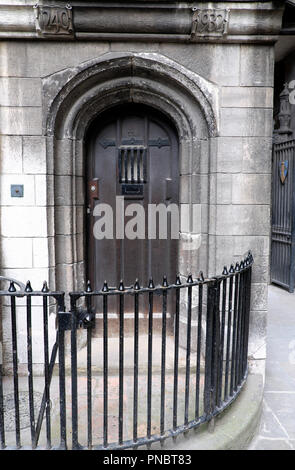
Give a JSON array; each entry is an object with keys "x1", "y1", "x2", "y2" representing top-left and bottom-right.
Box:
[
  {"x1": 0, "y1": 41, "x2": 110, "y2": 77},
  {"x1": 54, "y1": 175, "x2": 73, "y2": 206},
  {"x1": 181, "y1": 138, "x2": 210, "y2": 176},
  {"x1": 56, "y1": 263, "x2": 75, "y2": 293},
  {"x1": 251, "y1": 283, "x2": 268, "y2": 311},
  {"x1": 251, "y1": 256, "x2": 269, "y2": 284},
  {"x1": 45, "y1": 136, "x2": 54, "y2": 175},
  {"x1": 232, "y1": 174, "x2": 271, "y2": 205},
  {"x1": 23, "y1": 136, "x2": 46, "y2": 174},
  {"x1": 55, "y1": 235, "x2": 75, "y2": 265},
  {"x1": 47, "y1": 206, "x2": 55, "y2": 237},
  {"x1": 233, "y1": 235, "x2": 270, "y2": 258},
  {"x1": 0, "y1": 206, "x2": 48, "y2": 237},
  {"x1": 35, "y1": 174, "x2": 54, "y2": 206},
  {"x1": 76, "y1": 177, "x2": 85, "y2": 205},
  {"x1": 111, "y1": 42, "x2": 160, "y2": 53},
  {"x1": 0, "y1": 135, "x2": 22, "y2": 174},
  {"x1": 215, "y1": 173, "x2": 232, "y2": 204},
  {"x1": 55, "y1": 206, "x2": 73, "y2": 236},
  {"x1": 76, "y1": 232, "x2": 84, "y2": 263},
  {"x1": 216, "y1": 137, "x2": 272, "y2": 174},
  {"x1": 0, "y1": 107, "x2": 42, "y2": 135},
  {"x1": 220, "y1": 108, "x2": 273, "y2": 137},
  {"x1": 33, "y1": 237, "x2": 52, "y2": 268},
  {"x1": 180, "y1": 175, "x2": 202, "y2": 204},
  {"x1": 0, "y1": 174, "x2": 35, "y2": 206},
  {"x1": 215, "y1": 205, "x2": 270, "y2": 236},
  {"x1": 54, "y1": 138, "x2": 73, "y2": 176},
  {"x1": 76, "y1": 206, "x2": 85, "y2": 235},
  {"x1": 178, "y1": 233, "x2": 202, "y2": 276},
  {"x1": 74, "y1": 261, "x2": 85, "y2": 291},
  {"x1": 240, "y1": 45, "x2": 274, "y2": 87},
  {"x1": 0, "y1": 237, "x2": 33, "y2": 268},
  {"x1": 179, "y1": 139, "x2": 193, "y2": 175},
  {"x1": 200, "y1": 139, "x2": 210, "y2": 175},
  {"x1": 221, "y1": 87, "x2": 273, "y2": 108},
  {"x1": 214, "y1": 235, "x2": 270, "y2": 273},
  {"x1": 74, "y1": 139, "x2": 84, "y2": 177},
  {"x1": 248, "y1": 310, "x2": 268, "y2": 360},
  {"x1": 0, "y1": 77, "x2": 42, "y2": 106},
  {"x1": 159, "y1": 43, "x2": 240, "y2": 86}
]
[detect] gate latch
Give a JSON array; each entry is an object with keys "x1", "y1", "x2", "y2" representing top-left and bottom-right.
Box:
[
  {"x1": 77, "y1": 308, "x2": 95, "y2": 329},
  {"x1": 58, "y1": 309, "x2": 95, "y2": 330}
]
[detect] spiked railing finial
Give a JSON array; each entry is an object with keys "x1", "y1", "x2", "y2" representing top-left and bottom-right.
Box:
[
  {"x1": 86, "y1": 280, "x2": 92, "y2": 292},
  {"x1": 42, "y1": 281, "x2": 49, "y2": 293},
  {"x1": 148, "y1": 278, "x2": 155, "y2": 289},
  {"x1": 8, "y1": 281, "x2": 16, "y2": 292},
  {"x1": 102, "y1": 281, "x2": 109, "y2": 292}
]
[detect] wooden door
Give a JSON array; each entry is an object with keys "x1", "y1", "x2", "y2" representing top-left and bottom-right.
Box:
[{"x1": 86, "y1": 104, "x2": 179, "y2": 315}]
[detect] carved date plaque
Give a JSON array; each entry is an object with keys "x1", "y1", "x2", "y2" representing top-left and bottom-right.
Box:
[
  {"x1": 191, "y1": 8, "x2": 229, "y2": 39},
  {"x1": 34, "y1": 4, "x2": 74, "y2": 37}
]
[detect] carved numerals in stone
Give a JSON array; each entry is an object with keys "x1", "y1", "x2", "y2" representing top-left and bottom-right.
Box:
[
  {"x1": 34, "y1": 3, "x2": 74, "y2": 37},
  {"x1": 191, "y1": 8, "x2": 229, "y2": 39}
]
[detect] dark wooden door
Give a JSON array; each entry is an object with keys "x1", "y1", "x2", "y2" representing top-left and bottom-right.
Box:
[{"x1": 86, "y1": 105, "x2": 179, "y2": 314}]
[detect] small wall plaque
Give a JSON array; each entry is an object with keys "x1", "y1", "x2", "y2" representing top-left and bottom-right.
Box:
[
  {"x1": 11, "y1": 185, "x2": 24, "y2": 198},
  {"x1": 191, "y1": 8, "x2": 229, "y2": 39},
  {"x1": 33, "y1": 3, "x2": 74, "y2": 37}
]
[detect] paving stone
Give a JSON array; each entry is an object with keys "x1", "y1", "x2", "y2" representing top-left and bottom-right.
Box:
[
  {"x1": 251, "y1": 438, "x2": 292, "y2": 450},
  {"x1": 248, "y1": 285, "x2": 295, "y2": 450}
]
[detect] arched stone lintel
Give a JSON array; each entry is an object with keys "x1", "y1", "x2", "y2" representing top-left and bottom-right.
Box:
[{"x1": 43, "y1": 52, "x2": 219, "y2": 140}]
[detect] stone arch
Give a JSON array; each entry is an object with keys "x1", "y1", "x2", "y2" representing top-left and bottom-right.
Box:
[{"x1": 42, "y1": 52, "x2": 219, "y2": 293}]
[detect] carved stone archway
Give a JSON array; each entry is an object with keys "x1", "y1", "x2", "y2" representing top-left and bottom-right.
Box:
[{"x1": 43, "y1": 53, "x2": 219, "y2": 337}]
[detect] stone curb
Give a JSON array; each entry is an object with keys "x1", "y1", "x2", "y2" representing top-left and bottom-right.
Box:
[{"x1": 159, "y1": 373, "x2": 263, "y2": 450}]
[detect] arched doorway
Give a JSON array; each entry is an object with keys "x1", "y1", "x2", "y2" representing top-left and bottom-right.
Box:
[{"x1": 86, "y1": 104, "x2": 179, "y2": 317}]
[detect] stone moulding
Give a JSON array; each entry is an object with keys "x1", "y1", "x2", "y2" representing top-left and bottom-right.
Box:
[
  {"x1": 43, "y1": 52, "x2": 219, "y2": 139},
  {"x1": 0, "y1": 2, "x2": 285, "y2": 43}
]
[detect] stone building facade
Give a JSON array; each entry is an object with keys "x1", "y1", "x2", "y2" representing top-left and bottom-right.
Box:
[{"x1": 0, "y1": 1, "x2": 285, "y2": 378}]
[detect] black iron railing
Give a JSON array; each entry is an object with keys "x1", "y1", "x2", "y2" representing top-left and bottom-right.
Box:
[{"x1": 0, "y1": 252, "x2": 253, "y2": 450}]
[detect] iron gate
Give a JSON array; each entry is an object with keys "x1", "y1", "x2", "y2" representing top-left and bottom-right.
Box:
[
  {"x1": 0, "y1": 253, "x2": 253, "y2": 450},
  {"x1": 271, "y1": 139, "x2": 295, "y2": 292}
]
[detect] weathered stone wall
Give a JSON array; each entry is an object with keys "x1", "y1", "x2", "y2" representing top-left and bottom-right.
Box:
[{"x1": 0, "y1": 0, "x2": 284, "y2": 371}]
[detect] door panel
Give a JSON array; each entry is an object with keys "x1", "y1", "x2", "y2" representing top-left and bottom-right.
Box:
[{"x1": 86, "y1": 105, "x2": 179, "y2": 316}]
